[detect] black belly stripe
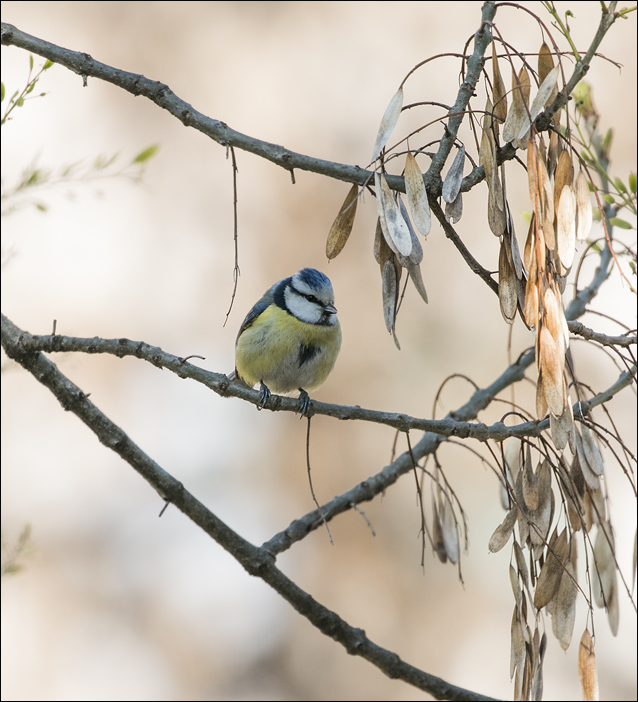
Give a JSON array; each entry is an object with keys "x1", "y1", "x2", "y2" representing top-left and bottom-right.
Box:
[{"x1": 298, "y1": 343, "x2": 319, "y2": 366}]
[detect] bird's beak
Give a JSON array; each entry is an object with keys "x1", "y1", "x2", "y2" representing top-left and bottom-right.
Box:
[{"x1": 324, "y1": 302, "x2": 337, "y2": 314}]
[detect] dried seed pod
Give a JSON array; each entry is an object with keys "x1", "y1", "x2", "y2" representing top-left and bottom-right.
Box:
[
  {"x1": 441, "y1": 494, "x2": 459, "y2": 564},
  {"x1": 554, "y1": 150, "x2": 574, "y2": 214},
  {"x1": 381, "y1": 258, "x2": 398, "y2": 335},
  {"x1": 537, "y1": 42, "x2": 555, "y2": 85},
  {"x1": 371, "y1": 88, "x2": 403, "y2": 162},
  {"x1": 539, "y1": 326, "x2": 565, "y2": 416},
  {"x1": 499, "y1": 239, "x2": 518, "y2": 324},
  {"x1": 375, "y1": 172, "x2": 412, "y2": 257},
  {"x1": 534, "y1": 527, "x2": 569, "y2": 609},
  {"x1": 492, "y1": 42, "x2": 508, "y2": 123},
  {"x1": 578, "y1": 629, "x2": 599, "y2": 701},
  {"x1": 575, "y1": 169, "x2": 593, "y2": 241},
  {"x1": 529, "y1": 66, "x2": 560, "y2": 123},
  {"x1": 444, "y1": 191, "x2": 463, "y2": 224},
  {"x1": 404, "y1": 151, "x2": 431, "y2": 237},
  {"x1": 489, "y1": 507, "x2": 518, "y2": 552},
  {"x1": 504, "y1": 66, "x2": 531, "y2": 146},
  {"x1": 442, "y1": 144, "x2": 466, "y2": 203},
  {"x1": 556, "y1": 184, "x2": 577, "y2": 269},
  {"x1": 326, "y1": 184, "x2": 358, "y2": 259}
]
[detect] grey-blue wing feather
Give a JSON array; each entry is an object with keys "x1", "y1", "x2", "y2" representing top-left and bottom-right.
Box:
[{"x1": 235, "y1": 285, "x2": 276, "y2": 342}]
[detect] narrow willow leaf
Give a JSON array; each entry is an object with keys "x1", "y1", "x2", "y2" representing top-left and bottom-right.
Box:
[
  {"x1": 375, "y1": 172, "x2": 412, "y2": 257},
  {"x1": 326, "y1": 184, "x2": 358, "y2": 259},
  {"x1": 556, "y1": 184, "x2": 577, "y2": 269},
  {"x1": 371, "y1": 88, "x2": 403, "y2": 162},
  {"x1": 499, "y1": 240, "x2": 517, "y2": 324},
  {"x1": 404, "y1": 152, "x2": 431, "y2": 237},
  {"x1": 578, "y1": 629, "x2": 599, "y2": 701},
  {"x1": 575, "y1": 170, "x2": 593, "y2": 240},
  {"x1": 381, "y1": 258, "x2": 398, "y2": 334},
  {"x1": 442, "y1": 145, "x2": 466, "y2": 203},
  {"x1": 492, "y1": 42, "x2": 508, "y2": 122},
  {"x1": 529, "y1": 66, "x2": 560, "y2": 123},
  {"x1": 489, "y1": 507, "x2": 517, "y2": 552},
  {"x1": 534, "y1": 527, "x2": 569, "y2": 609}
]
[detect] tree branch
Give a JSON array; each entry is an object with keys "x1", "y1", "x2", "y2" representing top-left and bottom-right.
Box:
[{"x1": 0, "y1": 313, "x2": 498, "y2": 702}]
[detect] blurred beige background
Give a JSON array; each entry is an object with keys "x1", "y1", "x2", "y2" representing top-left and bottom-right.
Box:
[{"x1": 1, "y1": 2, "x2": 636, "y2": 700}]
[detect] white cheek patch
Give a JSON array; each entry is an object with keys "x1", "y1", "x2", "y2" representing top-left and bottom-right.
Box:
[{"x1": 284, "y1": 287, "x2": 323, "y2": 324}]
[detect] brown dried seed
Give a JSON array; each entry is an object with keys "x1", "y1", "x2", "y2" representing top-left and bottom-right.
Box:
[
  {"x1": 492, "y1": 42, "x2": 508, "y2": 122},
  {"x1": 578, "y1": 629, "x2": 599, "y2": 701},
  {"x1": 499, "y1": 239, "x2": 518, "y2": 324},
  {"x1": 326, "y1": 184, "x2": 358, "y2": 259},
  {"x1": 538, "y1": 42, "x2": 554, "y2": 85},
  {"x1": 539, "y1": 326, "x2": 565, "y2": 416},
  {"x1": 503, "y1": 66, "x2": 530, "y2": 146},
  {"x1": 554, "y1": 150, "x2": 574, "y2": 214}
]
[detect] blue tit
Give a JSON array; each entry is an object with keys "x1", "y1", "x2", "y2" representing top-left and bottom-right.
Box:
[{"x1": 232, "y1": 268, "x2": 342, "y2": 416}]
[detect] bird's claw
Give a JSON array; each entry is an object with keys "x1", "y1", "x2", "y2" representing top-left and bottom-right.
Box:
[
  {"x1": 258, "y1": 383, "x2": 271, "y2": 411},
  {"x1": 298, "y1": 389, "x2": 311, "y2": 418}
]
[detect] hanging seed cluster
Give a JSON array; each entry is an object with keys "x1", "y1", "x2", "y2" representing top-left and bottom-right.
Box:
[{"x1": 322, "y1": 24, "x2": 627, "y2": 700}]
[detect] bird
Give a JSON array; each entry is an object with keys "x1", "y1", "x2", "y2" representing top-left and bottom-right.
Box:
[{"x1": 231, "y1": 268, "x2": 342, "y2": 416}]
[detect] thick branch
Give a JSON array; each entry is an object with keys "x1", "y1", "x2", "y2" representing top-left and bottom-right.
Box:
[{"x1": 0, "y1": 312, "x2": 496, "y2": 702}]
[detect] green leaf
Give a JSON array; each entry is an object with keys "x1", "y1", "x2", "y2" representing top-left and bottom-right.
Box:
[
  {"x1": 629, "y1": 173, "x2": 637, "y2": 194},
  {"x1": 603, "y1": 194, "x2": 615, "y2": 204},
  {"x1": 603, "y1": 128, "x2": 613, "y2": 153},
  {"x1": 29, "y1": 54, "x2": 34, "y2": 70},
  {"x1": 132, "y1": 144, "x2": 159, "y2": 164},
  {"x1": 609, "y1": 217, "x2": 633, "y2": 230},
  {"x1": 1, "y1": 82, "x2": 4, "y2": 102},
  {"x1": 615, "y1": 177, "x2": 627, "y2": 194},
  {"x1": 16, "y1": 97, "x2": 24, "y2": 107},
  {"x1": 26, "y1": 81, "x2": 36, "y2": 95},
  {"x1": 43, "y1": 60, "x2": 54, "y2": 70}
]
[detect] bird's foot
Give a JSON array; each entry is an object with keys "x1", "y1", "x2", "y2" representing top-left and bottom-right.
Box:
[
  {"x1": 298, "y1": 389, "x2": 311, "y2": 418},
  {"x1": 258, "y1": 383, "x2": 271, "y2": 411}
]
